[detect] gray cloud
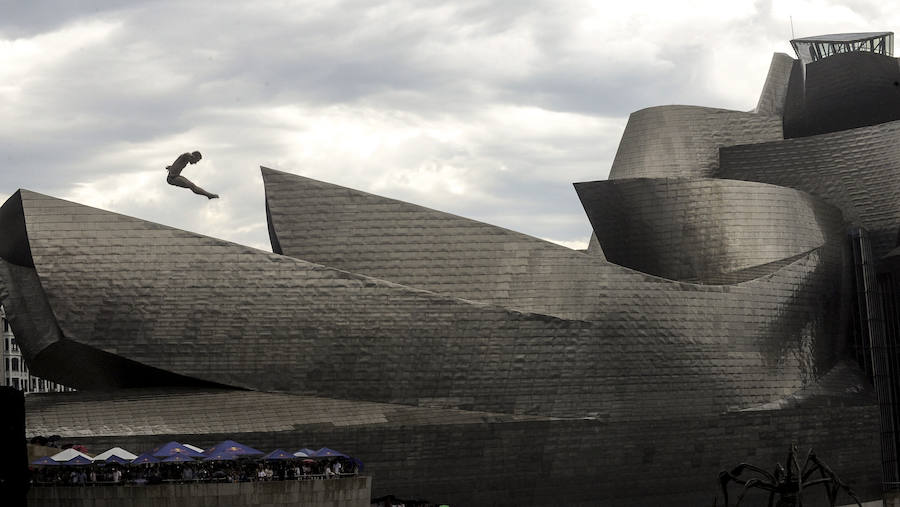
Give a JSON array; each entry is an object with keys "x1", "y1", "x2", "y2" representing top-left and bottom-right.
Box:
[{"x1": 3, "y1": 1, "x2": 899, "y2": 251}]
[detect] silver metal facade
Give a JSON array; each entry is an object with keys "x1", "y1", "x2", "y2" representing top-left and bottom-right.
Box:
[
  {"x1": 4, "y1": 36, "x2": 899, "y2": 506},
  {"x1": 0, "y1": 188, "x2": 851, "y2": 419}
]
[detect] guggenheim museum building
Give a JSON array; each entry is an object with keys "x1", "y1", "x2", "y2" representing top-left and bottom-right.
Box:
[{"x1": 3, "y1": 32, "x2": 900, "y2": 505}]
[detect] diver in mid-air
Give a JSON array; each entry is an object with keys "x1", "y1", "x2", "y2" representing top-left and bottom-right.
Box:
[{"x1": 165, "y1": 151, "x2": 219, "y2": 199}]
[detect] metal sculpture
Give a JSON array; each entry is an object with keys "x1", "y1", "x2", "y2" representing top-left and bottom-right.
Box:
[{"x1": 716, "y1": 444, "x2": 862, "y2": 507}]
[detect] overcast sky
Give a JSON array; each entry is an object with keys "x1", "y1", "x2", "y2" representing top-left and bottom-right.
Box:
[{"x1": 1, "y1": 1, "x2": 895, "y2": 251}]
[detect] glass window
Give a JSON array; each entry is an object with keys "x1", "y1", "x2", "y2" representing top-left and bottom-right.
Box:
[
  {"x1": 2, "y1": 318, "x2": 7, "y2": 332},
  {"x1": 4, "y1": 358, "x2": 8, "y2": 371},
  {"x1": 11, "y1": 358, "x2": 19, "y2": 371},
  {"x1": 11, "y1": 377, "x2": 19, "y2": 390}
]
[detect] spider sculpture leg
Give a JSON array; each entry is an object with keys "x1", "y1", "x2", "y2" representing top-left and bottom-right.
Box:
[
  {"x1": 719, "y1": 464, "x2": 778, "y2": 506},
  {"x1": 735, "y1": 478, "x2": 778, "y2": 507},
  {"x1": 804, "y1": 454, "x2": 862, "y2": 507},
  {"x1": 786, "y1": 446, "x2": 804, "y2": 504}
]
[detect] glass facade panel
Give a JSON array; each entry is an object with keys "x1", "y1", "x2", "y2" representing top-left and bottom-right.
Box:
[{"x1": 792, "y1": 33, "x2": 894, "y2": 64}]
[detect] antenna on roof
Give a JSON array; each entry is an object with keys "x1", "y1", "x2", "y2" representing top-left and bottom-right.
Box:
[{"x1": 790, "y1": 16, "x2": 795, "y2": 39}]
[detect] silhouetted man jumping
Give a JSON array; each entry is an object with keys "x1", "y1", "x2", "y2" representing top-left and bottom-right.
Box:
[{"x1": 165, "y1": 151, "x2": 219, "y2": 199}]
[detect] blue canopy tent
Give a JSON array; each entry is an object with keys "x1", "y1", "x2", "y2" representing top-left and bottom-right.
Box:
[
  {"x1": 161, "y1": 454, "x2": 195, "y2": 463},
  {"x1": 206, "y1": 440, "x2": 263, "y2": 456},
  {"x1": 203, "y1": 451, "x2": 238, "y2": 462},
  {"x1": 31, "y1": 456, "x2": 59, "y2": 466},
  {"x1": 313, "y1": 447, "x2": 348, "y2": 459},
  {"x1": 100, "y1": 455, "x2": 131, "y2": 465},
  {"x1": 263, "y1": 449, "x2": 294, "y2": 461},
  {"x1": 152, "y1": 441, "x2": 205, "y2": 458},
  {"x1": 130, "y1": 452, "x2": 160, "y2": 465}
]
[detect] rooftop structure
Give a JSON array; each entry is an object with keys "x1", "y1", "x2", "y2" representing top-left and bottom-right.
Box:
[{"x1": 791, "y1": 31, "x2": 893, "y2": 64}]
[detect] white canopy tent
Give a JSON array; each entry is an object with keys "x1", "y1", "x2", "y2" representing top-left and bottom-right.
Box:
[
  {"x1": 50, "y1": 448, "x2": 93, "y2": 462},
  {"x1": 93, "y1": 447, "x2": 137, "y2": 461}
]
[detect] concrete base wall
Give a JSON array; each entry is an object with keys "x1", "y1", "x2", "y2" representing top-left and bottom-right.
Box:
[{"x1": 28, "y1": 477, "x2": 371, "y2": 507}]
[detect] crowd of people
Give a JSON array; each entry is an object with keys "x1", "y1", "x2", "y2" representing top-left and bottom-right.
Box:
[{"x1": 31, "y1": 458, "x2": 357, "y2": 487}]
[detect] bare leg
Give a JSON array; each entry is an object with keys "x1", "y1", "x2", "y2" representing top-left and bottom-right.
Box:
[{"x1": 168, "y1": 175, "x2": 219, "y2": 199}]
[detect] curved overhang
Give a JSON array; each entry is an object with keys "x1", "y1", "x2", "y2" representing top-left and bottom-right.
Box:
[{"x1": 573, "y1": 177, "x2": 845, "y2": 284}]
